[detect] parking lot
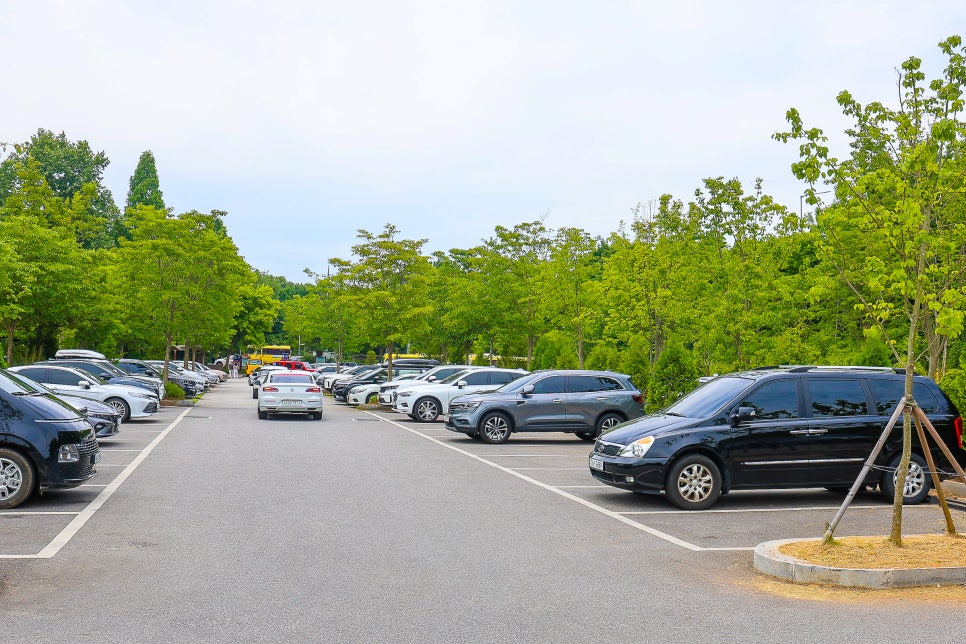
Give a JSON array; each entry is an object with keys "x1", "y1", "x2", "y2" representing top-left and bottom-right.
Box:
[
  {"x1": 359, "y1": 406, "x2": 966, "y2": 552},
  {"x1": 0, "y1": 406, "x2": 190, "y2": 558}
]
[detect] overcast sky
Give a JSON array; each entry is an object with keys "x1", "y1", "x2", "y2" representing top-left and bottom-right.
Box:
[{"x1": 2, "y1": 1, "x2": 965, "y2": 282}]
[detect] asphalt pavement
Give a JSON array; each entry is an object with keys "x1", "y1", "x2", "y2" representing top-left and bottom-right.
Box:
[{"x1": 1, "y1": 379, "x2": 964, "y2": 642}]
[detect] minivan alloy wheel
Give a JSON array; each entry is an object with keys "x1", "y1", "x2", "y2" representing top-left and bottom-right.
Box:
[
  {"x1": 0, "y1": 449, "x2": 34, "y2": 509},
  {"x1": 665, "y1": 454, "x2": 722, "y2": 510}
]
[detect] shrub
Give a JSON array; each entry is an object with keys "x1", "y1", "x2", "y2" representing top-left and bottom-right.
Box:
[{"x1": 165, "y1": 380, "x2": 185, "y2": 399}]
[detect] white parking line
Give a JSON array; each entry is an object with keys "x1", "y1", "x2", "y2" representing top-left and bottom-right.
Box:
[
  {"x1": 364, "y1": 411, "x2": 713, "y2": 552},
  {"x1": 0, "y1": 407, "x2": 192, "y2": 560},
  {"x1": 557, "y1": 485, "x2": 608, "y2": 489},
  {"x1": 508, "y1": 468, "x2": 588, "y2": 471},
  {"x1": 0, "y1": 512, "x2": 79, "y2": 517},
  {"x1": 619, "y1": 505, "x2": 887, "y2": 515}
]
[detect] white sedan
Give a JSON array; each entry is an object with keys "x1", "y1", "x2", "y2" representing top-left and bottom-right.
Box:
[
  {"x1": 394, "y1": 368, "x2": 528, "y2": 422},
  {"x1": 346, "y1": 374, "x2": 419, "y2": 406},
  {"x1": 257, "y1": 370, "x2": 323, "y2": 420}
]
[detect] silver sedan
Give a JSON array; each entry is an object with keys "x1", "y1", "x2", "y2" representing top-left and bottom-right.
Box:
[{"x1": 257, "y1": 371, "x2": 323, "y2": 420}]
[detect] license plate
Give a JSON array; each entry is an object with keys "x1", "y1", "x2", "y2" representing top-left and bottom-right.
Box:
[
  {"x1": 281, "y1": 399, "x2": 303, "y2": 406},
  {"x1": 589, "y1": 456, "x2": 604, "y2": 471}
]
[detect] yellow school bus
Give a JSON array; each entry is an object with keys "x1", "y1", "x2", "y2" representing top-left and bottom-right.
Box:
[{"x1": 245, "y1": 345, "x2": 292, "y2": 374}]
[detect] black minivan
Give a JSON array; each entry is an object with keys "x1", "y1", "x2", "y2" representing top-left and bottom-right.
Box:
[
  {"x1": 590, "y1": 366, "x2": 964, "y2": 510},
  {"x1": 0, "y1": 368, "x2": 100, "y2": 509}
]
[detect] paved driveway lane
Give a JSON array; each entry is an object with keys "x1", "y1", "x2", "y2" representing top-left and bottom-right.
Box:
[{"x1": 1, "y1": 382, "x2": 964, "y2": 642}]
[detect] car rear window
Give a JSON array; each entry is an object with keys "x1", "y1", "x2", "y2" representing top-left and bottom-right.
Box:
[
  {"x1": 567, "y1": 375, "x2": 624, "y2": 393},
  {"x1": 866, "y1": 379, "x2": 940, "y2": 415},
  {"x1": 272, "y1": 374, "x2": 314, "y2": 384}
]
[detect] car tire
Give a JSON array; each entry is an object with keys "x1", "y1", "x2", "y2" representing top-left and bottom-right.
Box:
[
  {"x1": 105, "y1": 397, "x2": 131, "y2": 423},
  {"x1": 664, "y1": 454, "x2": 722, "y2": 510},
  {"x1": 577, "y1": 412, "x2": 624, "y2": 441},
  {"x1": 252, "y1": 388, "x2": 258, "y2": 400},
  {"x1": 258, "y1": 409, "x2": 268, "y2": 420},
  {"x1": 479, "y1": 412, "x2": 512, "y2": 444},
  {"x1": 0, "y1": 448, "x2": 35, "y2": 510},
  {"x1": 413, "y1": 397, "x2": 441, "y2": 422},
  {"x1": 880, "y1": 453, "x2": 930, "y2": 504},
  {"x1": 312, "y1": 411, "x2": 323, "y2": 420}
]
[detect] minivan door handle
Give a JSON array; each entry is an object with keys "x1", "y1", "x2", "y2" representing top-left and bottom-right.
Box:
[
  {"x1": 808, "y1": 428, "x2": 828, "y2": 435},
  {"x1": 789, "y1": 429, "x2": 810, "y2": 435},
  {"x1": 552, "y1": 398, "x2": 564, "y2": 403}
]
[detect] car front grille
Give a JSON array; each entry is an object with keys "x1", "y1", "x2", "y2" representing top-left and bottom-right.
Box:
[
  {"x1": 593, "y1": 441, "x2": 623, "y2": 457},
  {"x1": 79, "y1": 437, "x2": 99, "y2": 455}
]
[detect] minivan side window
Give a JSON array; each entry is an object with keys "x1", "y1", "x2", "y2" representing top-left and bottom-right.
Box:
[
  {"x1": 866, "y1": 379, "x2": 940, "y2": 415},
  {"x1": 737, "y1": 379, "x2": 799, "y2": 420},
  {"x1": 808, "y1": 378, "x2": 868, "y2": 417}
]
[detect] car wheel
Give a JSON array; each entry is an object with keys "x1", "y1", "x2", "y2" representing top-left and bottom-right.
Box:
[
  {"x1": 366, "y1": 392, "x2": 378, "y2": 404},
  {"x1": 479, "y1": 412, "x2": 512, "y2": 444},
  {"x1": 413, "y1": 397, "x2": 441, "y2": 422},
  {"x1": 0, "y1": 448, "x2": 35, "y2": 510},
  {"x1": 252, "y1": 388, "x2": 258, "y2": 400},
  {"x1": 577, "y1": 412, "x2": 624, "y2": 441},
  {"x1": 664, "y1": 454, "x2": 722, "y2": 510},
  {"x1": 312, "y1": 411, "x2": 323, "y2": 420},
  {"x1": 105, "y1": 397, "x2": 131, "y2": 423},
  {"x1": 880, "y1": 453, "x2": 930, "y2": 504},
  {"x1": 258, "y1": 409, "x2": 268, "y2": 420}
]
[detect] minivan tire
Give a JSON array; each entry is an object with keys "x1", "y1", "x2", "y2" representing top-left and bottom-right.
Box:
[
  {"x1": 0, "y1": 448, "x2": 35, "y2": 510},
  {"x1": 880, "y1": 453, "x2": 930, "y2": 504},
  {"x1": 665, "y1": 454, "x2": 722, "y2": 510}
]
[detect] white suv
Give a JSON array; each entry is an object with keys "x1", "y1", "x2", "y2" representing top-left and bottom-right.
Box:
[
  {"x1": 393, "y1": 368, "x2": 528, "y2": 422},
  {"x1": 378, "y1": 365, "x2": 487, "y2": 406}
]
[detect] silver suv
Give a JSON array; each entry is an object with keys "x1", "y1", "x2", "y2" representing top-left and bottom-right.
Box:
[{"x1": 445, "y1": 370, "x2": 645, "y2": 444}]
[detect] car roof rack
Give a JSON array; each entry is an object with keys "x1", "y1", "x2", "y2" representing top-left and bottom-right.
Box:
[
  {"x1": 786, "y1": 365, "x2": 902, "y2": 374},
  {"x1": 54, "y1": 349, "x2": 106, "y2": 360}
]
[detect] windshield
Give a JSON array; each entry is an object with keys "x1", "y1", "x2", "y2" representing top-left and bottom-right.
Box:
[
  {"x1": 662, "y1": 376, "x2": 753, "y2": 418},
  {"x1": 95, "y1": 360, "x2": 126, "y2": 376},
  {"x1": 490, "y1": 374, "x2": 536, "y2": 394}
]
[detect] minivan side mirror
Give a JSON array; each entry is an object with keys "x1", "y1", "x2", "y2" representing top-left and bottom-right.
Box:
[{"x1": 730, "y1": 406, "x2": 757, "y2": 426}]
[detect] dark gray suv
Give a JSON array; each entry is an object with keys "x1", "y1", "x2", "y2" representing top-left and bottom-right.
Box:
[{"x1": 445, "y1": 370, "x2": 645, "y2": 444}]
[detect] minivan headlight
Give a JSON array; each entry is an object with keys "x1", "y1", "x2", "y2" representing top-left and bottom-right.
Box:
[
  {"x1": 619, "y1": 436, "x2": 654, "y2": 458},
  {"x1": 58, "y1": 444, "x2": 80, "y2": 463}
]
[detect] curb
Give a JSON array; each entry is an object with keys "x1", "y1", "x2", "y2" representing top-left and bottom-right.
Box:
[{"x1": 754, "y1": 537, "x2": 966, "y2": 589}]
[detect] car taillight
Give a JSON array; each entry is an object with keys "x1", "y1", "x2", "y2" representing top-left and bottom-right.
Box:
[
  {"x1": 263, "y1": 386, "x2": 279, "y2": 392},
  {"x1": 307, "y1": 387, "x2": 321, "y2": 393},
  {"x1": 632, "y1": 394, "x2": 644, "y2": 404},
  {"x1": 956, "y1": 416, "x2": 963, "y2": 449}
]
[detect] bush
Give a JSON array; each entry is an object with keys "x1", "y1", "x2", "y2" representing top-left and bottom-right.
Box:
[
  {"x1": 165, "y1": 380, "x2": 185, "y2": 399},
  {"x1": 647, "y1": 342, "x2": 699, "y2": 413}
]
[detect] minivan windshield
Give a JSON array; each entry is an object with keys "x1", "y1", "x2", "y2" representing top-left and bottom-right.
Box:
[{"x1": 662, "y1": 376, "x2": 753, "y2": 418}]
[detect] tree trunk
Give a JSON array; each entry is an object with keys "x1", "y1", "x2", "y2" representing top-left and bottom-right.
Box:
[{"x1": 5, "y1": 320, "x2": 15, "y2": 367}]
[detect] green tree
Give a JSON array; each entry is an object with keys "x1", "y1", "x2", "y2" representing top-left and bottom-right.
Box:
[
  {"x1": 647, "y1": 342, "x2": 699, "y2": 412},
  {"x1": 776, "y1": 35, "x2": 966, "y2": 544},
  {"x1": 125, "y1": 150, "x2": 166, "y2": 229},
  {"x1": 331, "y1": 224, "x2": 432, "y2": 372},
  {"x1": 0, "y1": 129, "x2": 121, "y2": 248}
]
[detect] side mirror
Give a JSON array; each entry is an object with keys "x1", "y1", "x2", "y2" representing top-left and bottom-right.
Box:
[
  {"x1": 521, "y1": 384, "x2": 535, "y2": 396},
  {"x1": 457, "y1": 380, "x2": 468, "y2": 388},
  {"x1": 77, "y1": 380, "x2": 92, "y2": 390},
  {"x1": 730, "y1": 406, "x2": 756, "y2": 427},
  {"x1": 99, "y1": 372, "x2": 112, "y2": 379},
  {"x1": 146, "y1": 369, "x2": 158, "y2": 377},
  {"x1": 427, "y1": 376, "x2": 437, "y2": 382}
]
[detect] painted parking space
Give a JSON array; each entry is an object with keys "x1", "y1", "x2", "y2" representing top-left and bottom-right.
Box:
[
  {"x1": 0, "y1": 406, "x2": 190, "y2": 559},
  {"x1": 363, "y1": 407, "x2": 966, "y2": 552}
]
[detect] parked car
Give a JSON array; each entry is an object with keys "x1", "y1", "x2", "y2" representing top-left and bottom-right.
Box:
[
  {"x1": 0, "y1": 368, "x2": 101, "y2": 509},
  {"x1": 346, "y1": 374, "x2": 420, "y2": 406},
  {"x1": 45, "y1": 357, "x2": 165, "y2": 399},
  {"x1": 249, "y1": 365, "x2": 286, "y2": 396},
  {"x1": 378, "y1": 365, "x2": 484, "y2": 406},
  {"x1": 12, "y1": 372, "x2": 122, "y2": 439},
  {"x1": 589, "y1": 366, "x2": 966, "y2": 510},
  {"x1": 256, "y1": 370, "x2": 323, "y2": 420},
  {"x1": 144, "y1": 360, "x2": 209, "y2": 394},
  {"x1": 10, "y1": 365, "x2": 160, "y2": 422},
  {"x1": 322, "y1": 365, "x2": 379, "y2": 392},
  {"x1": 115, "y1": 358, "x2": 200, "y2": 397},
  {"x1": 332, "y1": 365, "x2": 434, "y2": 402},
  {"x1": 394, "y1": 368, "x2": 529, "y2": 422},
  {"x1": 446, "y1": 370, "x2": 645, "y2": 443},
  {"x1": 276, "y1": 360, "x2": 314, "y2": 372}
]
